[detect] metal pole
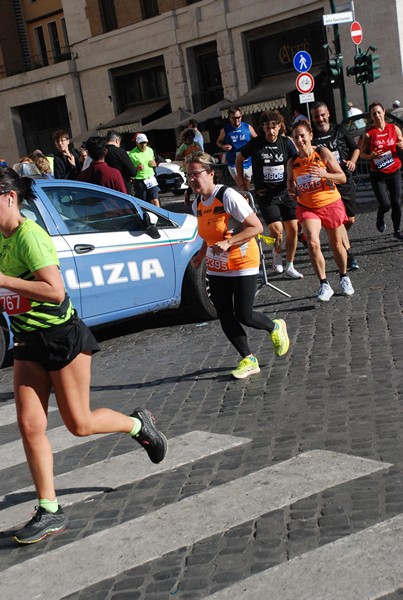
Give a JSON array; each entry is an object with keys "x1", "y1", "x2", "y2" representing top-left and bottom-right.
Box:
[
  {"x1": 329, "y1": 0, "x2": 348, "y2": 119},
  {"x1": 362, "y1": 83, "x2": 369, "y2": 112}
]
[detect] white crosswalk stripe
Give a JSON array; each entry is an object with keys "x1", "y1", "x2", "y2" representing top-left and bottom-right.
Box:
[
  {"x1": 0, "y1": 431, "x2": 250, "y2": 530},
  {"x1": 0, "y1": 402, "x2": 57, "y2": 427},
  {"x1": 0, "y1": 450, "x2": 390, "y2": 600},
  {"x1": 204, "y1": 514, "x2": 403, "y2": 600},
  {"x1": 0, "y1": 425, "x2": 113, "y2": 471}
]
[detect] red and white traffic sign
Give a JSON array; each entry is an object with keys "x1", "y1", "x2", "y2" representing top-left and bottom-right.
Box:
[
  {"x1": 296, "y1": 72, "x2": 315, "y2": 94},
  {"x1": 350, "y1": 21, "x2": 363, "y2": 46}
]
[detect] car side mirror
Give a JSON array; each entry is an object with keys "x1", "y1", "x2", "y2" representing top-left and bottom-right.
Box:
[{"x1": 142, "y1": 211, "x2": 160, "y2": 239}]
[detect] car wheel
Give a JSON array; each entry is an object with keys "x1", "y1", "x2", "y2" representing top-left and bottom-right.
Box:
[{"x1": 182, "y1": 258, "x2": 216, "y2": 320}]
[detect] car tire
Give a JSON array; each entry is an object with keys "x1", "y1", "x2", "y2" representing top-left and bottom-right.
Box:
[{"x1": 182, "y1": 258, "x2": 217, "y2": 321}]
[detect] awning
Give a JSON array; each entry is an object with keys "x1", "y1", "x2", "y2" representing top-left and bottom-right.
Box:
[
  {"x1": 178, "y1": 99, "x2": 231, "y2": 126},
  {"x1": 97, "y1": 100, "x2": 168, "y2": 136},
  {"x1": 221, "y1": 70, "x2": 323, "y2": 117},
  {"x1": 139, "y1": 108, "x2": 192, "y2": 132}
]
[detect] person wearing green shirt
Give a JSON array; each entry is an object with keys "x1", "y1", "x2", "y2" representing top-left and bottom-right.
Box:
[
  {"x1": 0, "y1": 166, "x2": 167, "y2": 544},
  {"x1": 128, "y1": 133, "x2": 160, "y2": 206}
]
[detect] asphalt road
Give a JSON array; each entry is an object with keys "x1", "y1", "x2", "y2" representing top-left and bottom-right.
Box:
[{"x1": 0, "y1": 186, "x2": 402, "y2": 600}]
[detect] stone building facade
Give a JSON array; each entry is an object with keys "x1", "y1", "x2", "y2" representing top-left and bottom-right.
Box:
[{"x1": 0, "y1": 0, "x2": 402, "y2": 162}]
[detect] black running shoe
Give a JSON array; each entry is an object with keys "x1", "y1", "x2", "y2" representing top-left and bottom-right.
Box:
[
  {"x1": 131, "y1": 408, "x2": 168, "y2": 464},
  {"x1": 376, "y1": 212, "x2": 386, "y2": 233},
  {"x1": 393, "y1": 230, "x2": 403, "y2": 240},
  {"x1": 13, "y1": 506, "x2": 68, "y2": 545},
  {"x1": 347, "y1": 253, "x2": 360, "y2": 271}
]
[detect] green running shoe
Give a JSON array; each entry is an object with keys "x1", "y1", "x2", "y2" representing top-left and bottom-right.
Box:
[
  {"x1": 231, "y1": 357, "x2": 260, "y2": 379},
  {"x1": 270, "y1": 319, "x2": 290, "y2": 356}
]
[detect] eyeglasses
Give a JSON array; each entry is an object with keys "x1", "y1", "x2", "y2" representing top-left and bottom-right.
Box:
[
  {"x1": 230, "y1": 115, "x2": 242, "y2": 120},
  {"x1": 0, "y1": 189, "x2": 11, "y2": 195},
  {"x1": 186, "y1": 170, "x2": 207, "y2": 180}
]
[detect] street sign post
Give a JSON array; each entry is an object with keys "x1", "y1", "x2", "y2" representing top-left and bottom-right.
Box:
[
  {"x1": 296, "y1": 72, "x2": 315, "y2": 94},
  {"x1": 323, "y1": 11, "x2": 353, "y2": 25},
  {"x1": 293, "y1": 51, "x2": 312, "y2": 73},
  {"x1": 295, "y1": 69, "x2": 315, "y2": 124},
  {"x1": 350, "y1": 21, "x2": 363, "y2": 46},
  {"x1": 299, "y1": 93, "x2": 315, "y2": 104}
]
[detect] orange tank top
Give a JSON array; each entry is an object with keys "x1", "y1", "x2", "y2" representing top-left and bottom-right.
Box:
[
  {"x1": 292, "y1": 150, "x2": 341, "y2": 208},
  {"x1": 196, "y1": 188, "x2": 259, "y2": 274}
]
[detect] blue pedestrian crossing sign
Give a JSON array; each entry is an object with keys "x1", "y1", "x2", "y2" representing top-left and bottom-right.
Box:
[{"x1": 293, "y1": 51, "x2": 312, "y2": 73}]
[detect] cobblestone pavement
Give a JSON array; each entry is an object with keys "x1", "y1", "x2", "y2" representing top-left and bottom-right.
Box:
[{"x1": 0, "y1": 189, "x2": 402, "y2": 599}]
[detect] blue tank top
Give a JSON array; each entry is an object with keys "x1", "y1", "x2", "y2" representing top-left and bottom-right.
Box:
[{"x1": 224, "y1": 122, "x2": 252, "y2": 168}]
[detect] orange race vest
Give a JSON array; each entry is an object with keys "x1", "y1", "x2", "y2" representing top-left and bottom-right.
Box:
[
  {"x1": 292, "y1": 151, "x2": 341, "y2": 209},
  {"x1": 196, "y1": 186, "x2": 259, "y2": 273}
]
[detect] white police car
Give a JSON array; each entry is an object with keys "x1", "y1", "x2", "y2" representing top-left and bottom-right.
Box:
[{"x1": 0, "y1": 178, "x2": 215, "y2": 365}]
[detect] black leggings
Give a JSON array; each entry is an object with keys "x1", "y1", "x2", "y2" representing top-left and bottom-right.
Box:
[
  {"x1": 208, "y1": 274, "x2": 275, "y2": 358},
  {"x1": 370, "y1": 169, "x2": 401, "y2": 231}
]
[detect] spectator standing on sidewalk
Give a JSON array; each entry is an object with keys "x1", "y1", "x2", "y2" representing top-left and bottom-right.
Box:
[
  {"x1": 128, "y1": 133, "x2": 160, "y2": 207},
  {"x1": 0, "y1": 166, "x2": 167, "y2": 544},
  {"x1": 236, "y1": 109, "x2": 303, "y2": 279},
  {"x1": 287, "y1": 120, "x2": 355, "y2": 302},
  {"x1": 310, "y1": 101, "x2": 361, "y2": 270},
  {"x1": 78, "y1": 136, "x2": 126, "y2": 193},
  {"x1": 187, "y1": 152, "x2": 289, "y2": 380},
  {"x1": 360, "y1": 101, "x2": 403, "y2": 240},
  {"x1": 105, "y1": 130, "x2": 137, "y2": 195},
  {"x1": 216, "y1": 106, "x2": 257, "y2": 191},
  {"x1": 53, "y1": 130, "x2": 82, "y2": 180}
]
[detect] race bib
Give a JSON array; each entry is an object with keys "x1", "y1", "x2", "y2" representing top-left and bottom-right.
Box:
[
  {"x1": 144, "y1": 176, "x2": 158, "y2": 189},
  {"x1": 206, "y1": 249, "x2": 229, "y2": 272},
  {"x1": 373, "y1": 151, "x2": 394, "y2": 170},
  {"x1": 263, "y1": 165, "x2": 284, "y2": 182},
  {"x1": 0, "y1": 288, "x2": 31, "y2": 315},
  {"x1": 296, "y1": 173, "x2": 321, "y2": 193}
]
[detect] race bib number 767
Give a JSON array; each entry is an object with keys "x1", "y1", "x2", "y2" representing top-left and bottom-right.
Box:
[{"x1": 0, "y1": 288, "x2": 31, "y2": 315}]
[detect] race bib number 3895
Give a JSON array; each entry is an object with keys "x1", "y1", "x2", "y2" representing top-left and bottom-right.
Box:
[{"x1": 0, "y1": 288, "x2": 31, "y2": 315}]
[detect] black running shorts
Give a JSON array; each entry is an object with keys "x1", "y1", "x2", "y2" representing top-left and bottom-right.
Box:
[
  {"x1": 12, "y1": 313, "x2": 100, "y2": 371},
  {"x1": 255, "y1": 191, "x2": 297, "y2": 225}
]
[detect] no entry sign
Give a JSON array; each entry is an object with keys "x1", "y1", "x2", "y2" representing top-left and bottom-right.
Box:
[{"x1": 350, "y1": 21, "x2": 363, "y2": 45}]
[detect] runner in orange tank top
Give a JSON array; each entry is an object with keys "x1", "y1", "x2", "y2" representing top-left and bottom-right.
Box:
[
  {"x1": 287, "y1": 120, "x2": 355, "y2": 302},
  {"x1": 187, "y1": 151, "x2": 290, "y2": 380}
]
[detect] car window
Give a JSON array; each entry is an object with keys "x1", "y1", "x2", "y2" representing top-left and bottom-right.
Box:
[
  {"x1": 20, "y1": 198, "x2": 47, "y2": 230},
  {"x1": 41, "y1": 186, "x2": 145, "y2": 234}
]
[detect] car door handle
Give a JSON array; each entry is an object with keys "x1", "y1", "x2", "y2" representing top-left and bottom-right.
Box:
[{"x1": 74, "y1": 244, "x2": 95, "y2": 254}]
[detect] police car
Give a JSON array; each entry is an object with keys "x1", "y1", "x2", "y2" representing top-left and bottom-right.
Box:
[{"x1": 0, "y1": 178, "x2": 215, "y2": 365}]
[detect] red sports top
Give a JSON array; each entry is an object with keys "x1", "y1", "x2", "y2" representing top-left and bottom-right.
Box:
[{"x1": 366, "y1": 123, "x2": 401, "y2": 174}]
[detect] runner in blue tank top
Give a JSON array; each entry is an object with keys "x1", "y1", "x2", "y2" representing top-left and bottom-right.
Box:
[{"x1": 217, "y1": 106, "x2": 257, "y2": 190}]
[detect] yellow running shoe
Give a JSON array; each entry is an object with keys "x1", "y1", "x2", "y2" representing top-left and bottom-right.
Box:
[
  {"x1": 231, "y1": 357, "x2": 260, "y2": 379},
  {"x1": 270, "y1": 319, "x2": 289, "y2": 356}
]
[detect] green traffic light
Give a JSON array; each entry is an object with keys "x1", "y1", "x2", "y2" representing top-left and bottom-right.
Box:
[{"x1": 369, "y1": 54, "x2": 381, "y2": 82}]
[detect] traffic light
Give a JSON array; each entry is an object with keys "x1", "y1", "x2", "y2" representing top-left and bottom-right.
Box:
[
  {"x1": 353, "y1": 53, "x2": 369, "y2": 85},
  {"x1": 368, "y1": 53, "x2": 380, "y2": 82},
  {"x1": 326, "y1": 56, "x2": 342, "y2": 88}
]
